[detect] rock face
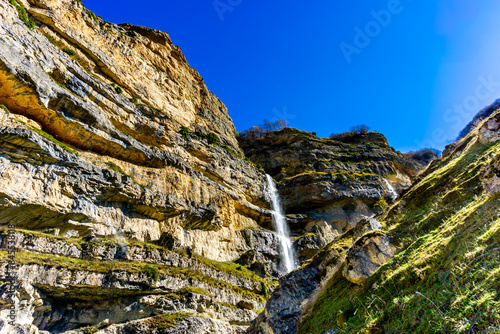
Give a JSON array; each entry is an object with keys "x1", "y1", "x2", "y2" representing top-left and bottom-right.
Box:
[
  {"x1": 250, "y1": 219, "x2": 392, "y2": 334},
  {"x1": 0, "y1": 0, "x2": 280, "y2": 332},
  {"x1": 0, "y1": 0, "x2": 276, "y2": 264},
  {"x1": 0, "y1": 0, "x2": 450, "y2": 333},
  {"x1": 0, "y1": 230, "x2": 270, "y2": 333},
  {"x1": 341, "y1": 233, "x2": 395, "y2": 285},
  {"x1": 240, "y1": 128, "x2": 421, "y2": 262}
]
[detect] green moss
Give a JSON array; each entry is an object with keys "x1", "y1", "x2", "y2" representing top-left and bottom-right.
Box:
[
  {"x1": 0, "y1": 105, "x2": 9, "y2": 114},
  {"x1": 177, "y1": 286, "x2": 212, "y2": 297},
  {"x1": 43, "y1": 34, "x2": 59, "y2": 46},
  {"x1": 0, "y1": 250, "x2": 265, "y2": 302},
  {"x1": 261, "y1": 281, "x2": 269, "y2": 299},
  {"x1": 9, "y1": 0, "x2": 35, "y2": 29},
  {"x1": 141, "y1": 265, "x2": 159, "y2": 283},
  {"x1": 192, "y1": 255, "x2": 276, "y2": 288},
  {"x1": 298, "y1": 139, "x2": 500, "y2": 334},
  {"x1": 114, "y1": 86, "x2": 123, "y2": 94},
  {"x1": 62, "y1": 48, "x2": 76, "y2": 56},
  {"x1": 374, "y1": 197, "x2": 388, "y2": 209},
  {"x1": 282, "y1": 169, "x2": 375, "y2": 182},
  {"x1": 22, "y1": 122, "x2": 78, "y2": 155},
  {"x1": 143, "y1": 312, "x2": 191, "y2": 330},
  {"x1": 105, "y1": 161, "x2": 148, "y2": 188},
  {"x1": 207, "y1": 132, "x2": 218, "y2": 144}
]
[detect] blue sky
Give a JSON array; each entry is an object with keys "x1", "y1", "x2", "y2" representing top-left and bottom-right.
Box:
[{"x1": 82, "y1": 0, "x2": 500, "y2": 152}]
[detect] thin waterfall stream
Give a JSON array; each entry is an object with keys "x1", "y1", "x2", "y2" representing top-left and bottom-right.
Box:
[
  {"x1": 383, "y1": 179, "x2": 398, "y2": 200},
  {"x1": 265, "y1": 174, "x2": 297, "y2": 274}
]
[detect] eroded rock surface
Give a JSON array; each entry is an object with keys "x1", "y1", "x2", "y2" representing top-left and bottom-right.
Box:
[{"x1": 250, "y1": 219, "x2": 393, "y2": 334}]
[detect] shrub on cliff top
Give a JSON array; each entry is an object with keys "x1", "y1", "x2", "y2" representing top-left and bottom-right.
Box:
[
  {"x1": 330, "y1": 124, "x2": 371, "y2": 141},
  {"x1": 240, "y1": 118, "x2": 288, "y2": 140}
]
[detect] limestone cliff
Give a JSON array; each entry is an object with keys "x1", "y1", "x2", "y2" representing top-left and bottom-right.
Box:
[
  {"x1": 2, "y1": 0, "x2": 495, "y2": 333},
  {"x1": 240, "y1": 128, "x2": 423, "y2": 262},
  {"x1": 0, "y1": 0, "x2": 275, "y2": 264},
  {"x1": 0, "y1": 0, "x2": 279, "y2": 332}
]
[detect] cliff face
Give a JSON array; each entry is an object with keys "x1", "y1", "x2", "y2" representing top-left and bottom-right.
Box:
[
  {"x1": 240, "y1": 128, "x2": 423, "y2": 262},
  {"x1": 0, "y1": 0, "x2": 279, "y2": 332},
  {"x1": 2, "y1": 1, "x2": 496, "y2": 333},
  {"x1": 0, "y1": 0, "x2": 276, "y2": 265}
]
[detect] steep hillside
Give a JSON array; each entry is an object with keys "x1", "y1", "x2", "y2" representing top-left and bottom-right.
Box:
[{"x1": 295, "y1": 109, "x2": 500, "y2": 333}]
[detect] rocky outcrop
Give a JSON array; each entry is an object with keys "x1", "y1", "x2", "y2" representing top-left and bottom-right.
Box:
[
  {"x1": 250, "y1": 218, "x2": 393, "y2": 334},
  {"x1": 341, "y1": 232, "x2": 395, "y2": 285},
  {"x1": 240, "y1": 128, "x2": 420, "y2": 263},
  {"x1": 403, "y1": 148, "x2": 440, "y2": 169},
  {"x1": 0, "y1": 0, "x2": 286, "y2": 331},
  {"x1": 0, "y1": 229, "x2": 272, "y2": 333},
  {"x1": 478, "y1": 109, "x2": 500, "y2": 145}
]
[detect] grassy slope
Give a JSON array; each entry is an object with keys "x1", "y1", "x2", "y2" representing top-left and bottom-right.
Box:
[{"x1": 298, "y1": 135, "x2": 500, "y2": 333}]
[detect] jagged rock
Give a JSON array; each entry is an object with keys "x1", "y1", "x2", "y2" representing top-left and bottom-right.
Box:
[
  {"x1": 235, "y1": 250, "x2": 257, "y2": 267},
  {"x1": 0, "y1": 0, "x2": 270, "y2": 266},
  {"x1": 482, "y1": 153, "x2": 500, "y2": 195},
  {"x1": 479, "y1": 111, "x2": 500, "y2": 144},
  {"x1": 250, "y1": 219, "x2": 384, "y2": 334},
  {"x1": 293, "y1": 221, "x2": 339, "y2": 261},
  {"x1": 342, "y1": 233, "x2": 395, "y2": 285},
  {"x1": 239, "y1": 127, "x2": 420, "y2": 260}
]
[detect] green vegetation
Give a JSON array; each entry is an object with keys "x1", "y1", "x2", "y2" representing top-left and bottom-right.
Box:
[
  {"x1": 9, "y1": 0, "x2": 35, "y2": 29},
  {"x1": 43, "y1": 34, "x2": 59, "y2": 46},
  {"x1": 0, "y1": 250, "x2": 265, "y2": 302},
  {"x1": 47, "y1": 73, "x2": 76, "y2": 95},
  {"x1": 373, "y1": 196, "x2": 388, "y2": 209},
  {"x1": 62, "y1": 48, "x2": 76, "y2": 56},
  {"x1": 114, "y1": 86, "x2": 123, "y2": 94},
  {"x1": 0, "y1": 105, "x2": 9, "y2": 114},
  {"x1": 141, "y1": 265, "x2": 159, "y2": 283},
  {"x1": 179, "y1": 126, "x2": 189, "y2": 139},
  {"x1": 143, "y1": 312, "x2": 191, "y2": 330},
  {"x1": 105, "y1": 161, "x2": 148, "y2": 188},
  {"x1": 282, "y1": 169, "x2": 374, "y2": 182},
  {"x1": 298, "y1": 138, "x2": 500, "y2": 333},
  {"x1": 21, "y1": 122, "x2": 78, "y2": 155},
  {"x1": 177, "y1": 286, "x2": 212, "y2": 297},
  {"x1": 192, "y1": 255, "x2": 276, "y2": 289},
  {"x1": 207, "y1": 132, "x2": 218, "y2": 144},
  {"x1": 261, "y1": 282, "x2": 269, "y2": 299}
]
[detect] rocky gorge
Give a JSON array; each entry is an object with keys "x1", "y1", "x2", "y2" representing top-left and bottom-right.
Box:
[{"x1": 0, "y1": 0, "x2": 499, "y2": 333}]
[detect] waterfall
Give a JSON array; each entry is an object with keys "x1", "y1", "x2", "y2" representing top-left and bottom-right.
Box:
[
  {"x1": 384, "y1": 179, "x2": 398, "y2": 200},
  {"x1": 264, "y1": 174, "x2": 297, "y2": 274}
]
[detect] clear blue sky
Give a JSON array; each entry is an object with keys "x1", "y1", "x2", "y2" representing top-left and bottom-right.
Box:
[{"x1": 83, "y1": 0, "x2": 500, "y2": 152}]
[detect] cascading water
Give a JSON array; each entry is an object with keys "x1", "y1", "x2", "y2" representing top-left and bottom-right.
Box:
[
  {"x1": 384, "y1": 179, "x2": 398, "y2": 200},
  {"x1": 264, "y1": 174, "x2": 297, "y2": 274}
]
